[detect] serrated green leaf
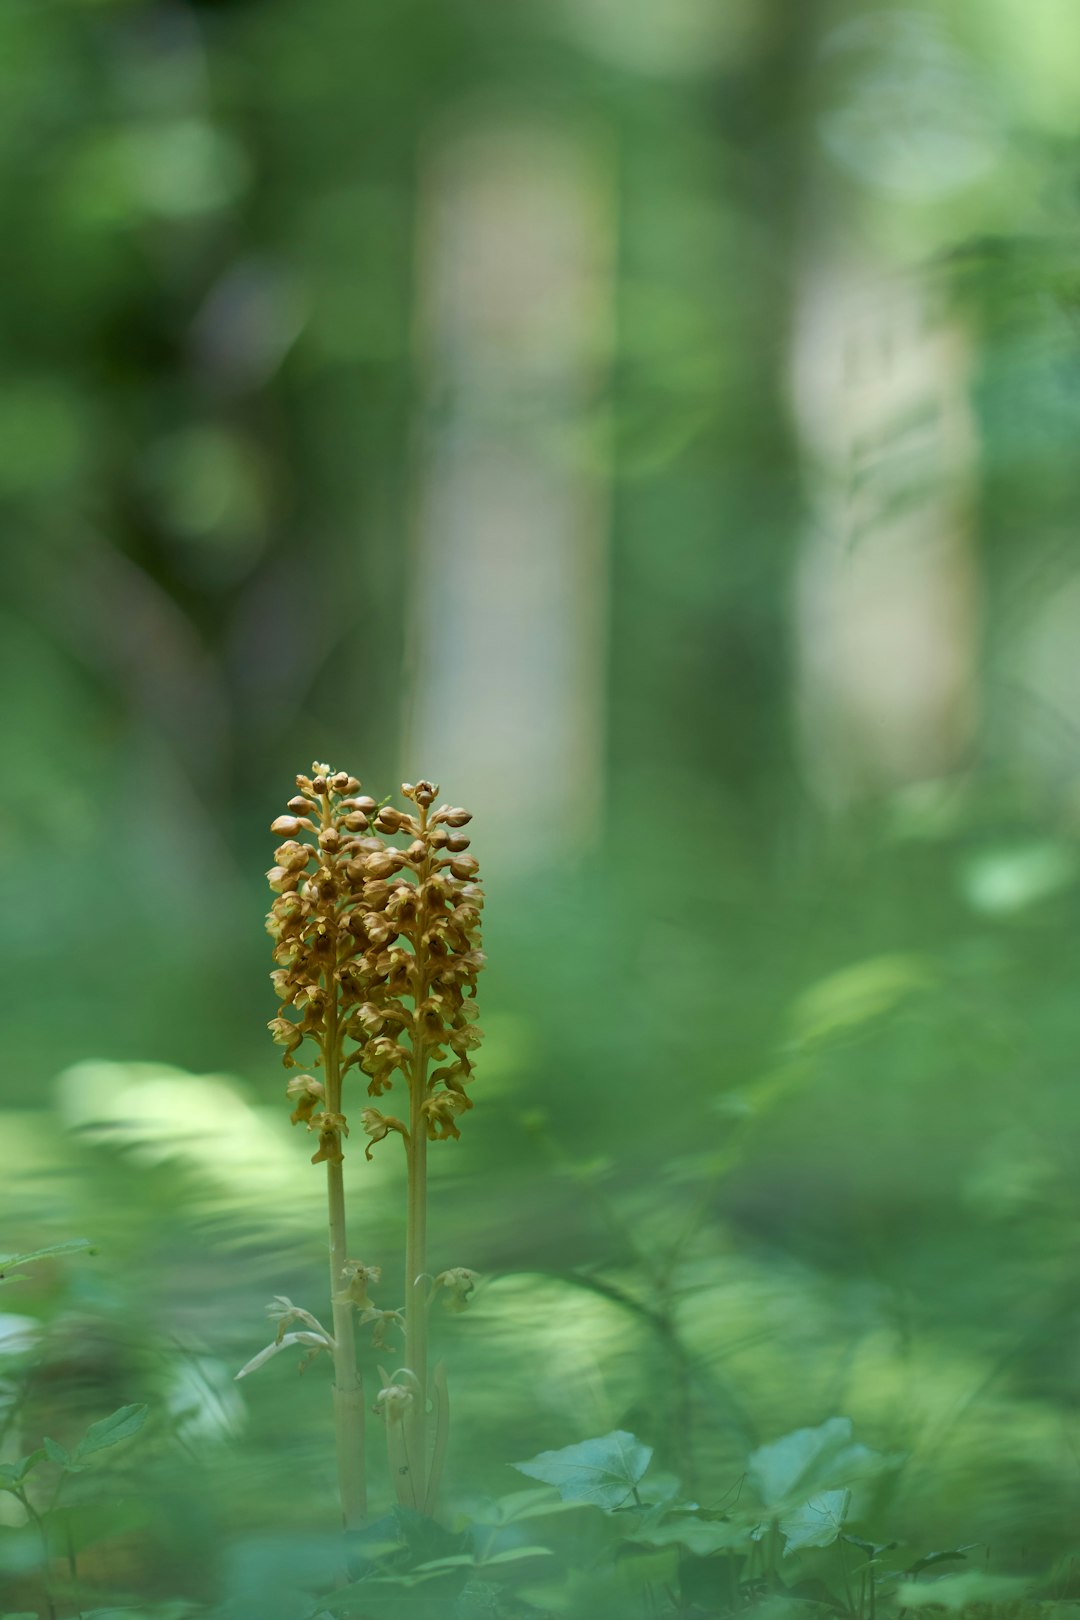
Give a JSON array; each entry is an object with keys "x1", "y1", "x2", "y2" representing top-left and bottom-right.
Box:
[
  {"x1": 512, "y1": 1430, "x2": 652, "y2": 1511},
  {"x1": 781, "y1": 1489, "x2": 851, "y2": 1554},
  {"x1": 73, "y1": 1402, "x2": 148, "y2": 1461},
  {"x1": 748, "y1": 1419, "x2": 897, "y2": 1510}
]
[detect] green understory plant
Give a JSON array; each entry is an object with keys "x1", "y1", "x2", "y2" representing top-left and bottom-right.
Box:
[
  {"x1": 238, "y1": 765, "x2": 484, "y2": 1532},
  {"x1": 298, "y1": 1415, "x2": 1050, "y2": 1620},
  {"x1": 0, "y1": 1240, "x2": 150, "y2": 1620}
]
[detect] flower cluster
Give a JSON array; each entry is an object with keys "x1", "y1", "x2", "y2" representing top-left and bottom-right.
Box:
[
  {"x1": 266, "y1": 767, "x2": 485, "y2": 1164},
  {"x1": 352, "y1": 779, "x2": 484, "y2": 1150}
]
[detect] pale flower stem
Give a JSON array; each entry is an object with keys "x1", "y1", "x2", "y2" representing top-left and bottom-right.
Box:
[
  {"x1": 326, "y1": 1152, "x2": 366, "y2": 1527},
  {"x1": 321, "y1": 799, "x2": 366, "y2": 1530},
  {"x1": 403, "y1": 804, "x2": 431, "y2": 1507},
  {"x1": 404, "y1": 1079, "x2": 428, "y2": 1505}
]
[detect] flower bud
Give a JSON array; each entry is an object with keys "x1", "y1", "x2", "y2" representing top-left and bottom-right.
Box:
[
  {"x1": 375, "y1": 1381, "x2": 413, "y2": 1423},
  {"x1": 275, "y1": 840, "x2": 312, "y2": 872},
  {"x1": 287, "y1": 794, "x2": 314, "y2": 815},
  {"x1": 329, "y1": 772, "x2": 352, "y2": 793},
  {"x1": 445, "y1": 834, "x2": 471, "y2": 853},
  {"x1": 368, "y1": 850, "x2": 405, "y2": 879},
  {"x1": 343, "y1": 812, "x2": 369, "y2": 832},
  {"x1": 374, "y1": 807, "x2": 404, "y2": 834},
  {"x1": 311, "y1": 775, "x2": 328, "y2": 795},
  {"x1": 271, "y1": 814, "x2": 303, "y2": 836},
  {"x1": 444, "y1": 808, "x2": 472, "y2": 827},
  {"x1": 344, "y1": 795, "x2": 378, "y2": 815},
  {"x1": 318, "y1": 826, "x2": 342, "y2": 851},
  {"x1": 266, "y1": 865, "x2": 298, "y2": 894},
  {"x1": 448, "y1": 855, "x2": 480, "y2": 879}
]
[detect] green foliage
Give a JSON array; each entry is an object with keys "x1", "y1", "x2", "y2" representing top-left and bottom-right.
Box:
[
  {"x1": 0, "y1": 1453, "x2": 46, "y2": 1493},
  {"x1": 895, "y1": 1572, "x2": 1032, "y2": 1609},
  {"x1": 777, "y1": 1489, "x2": 851, "y2": 1553},
  {"x1": 511, "y1": 1431, "x2": 653, "y2": 1510},
  {"x1": 748, "y1": 1419, "x2": 900, "y2": 1514},
  {"x1": 5, "y1": 0, "x2": 1080, "y2": 1613},
  {"x1": 0, "y1": 1238, "x2": 95, "y2": 1286},
  {"x1": 69, "y1": 1403, "x2": 150, "y2": 1466}
]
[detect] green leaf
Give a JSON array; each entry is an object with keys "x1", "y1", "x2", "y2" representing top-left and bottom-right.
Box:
[
  {"x1": 416, "y1": 1548, "x2": 554, "y2": 1574},
  {"x1": 42, "y1": 1437, "x2": 76, "y2": 1470},
  {"x1": 631, "y1": 1515, "x2": 753, "y2": 1556},
  {"x1": 0, "y1": 1239, "x2": 95, "y2": 1278},
  {"x1": 0, "y1": 1450, "x2": 46, "y2": 1491},
  {"x1": 748, "y1": 1419, "x2": 897, "y2": 1510},
  {"x1": 904, "y1": 1546, "x2": 980, "y2": 1576},
  {"x1": 843, "y1": 1535, "x2": 898, "y2": 1559},
  {"x1": 478, "y1": 1547, "x2": 554, "y2": 1568},
  {"x1": 780, "y1": 1489, "x2": 851, "y2": 1554},
  {"x1": 960, "y1": 842, "x2": 1077, "y2": 916},
  {"x1": 73, "y1": 1403, "x2": 149, "y2": 1461},
  {"x1": 896, "y1": 1573, "x2": 1031, "y2": 1610},
  {"x1": 791, "y1": 956, "x2": 934, "y2": 1046},
  {"x1": 472, "y1": 1488, "x2": 591, "y2": 1527},
  {"x1": 512, "y1": 1430, "x2": 653, "y2": 1511}
]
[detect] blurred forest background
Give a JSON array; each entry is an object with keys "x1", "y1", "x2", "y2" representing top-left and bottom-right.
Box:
[{"x1": 6, "y1": 0, "x2": 1080, "y2": 1612}]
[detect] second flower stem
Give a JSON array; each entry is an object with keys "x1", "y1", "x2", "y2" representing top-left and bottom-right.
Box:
[
  {"x1": 403, "y1": 805, "x2": 432, "y2": 1508},
  {"x1": 322, "y1": 797, "x2": 366, "y2": 1530}
]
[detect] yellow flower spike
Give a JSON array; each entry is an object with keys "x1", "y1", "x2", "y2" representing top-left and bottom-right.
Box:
[{"x1": 249, "y1": 766, "x2": 485, "y2": 1531}]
